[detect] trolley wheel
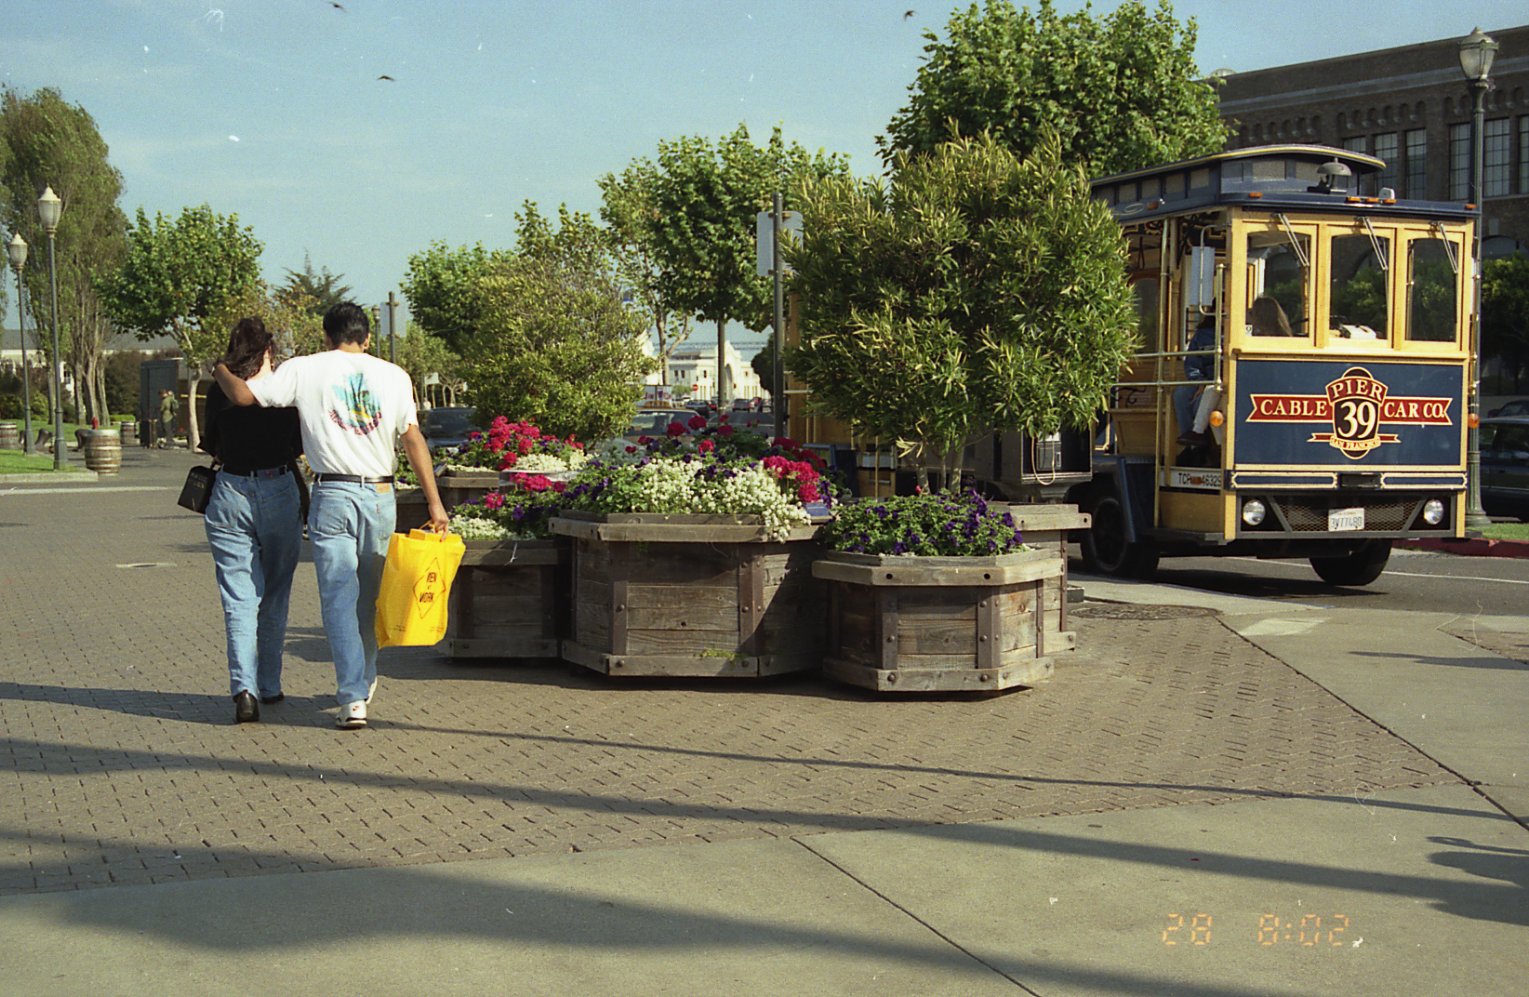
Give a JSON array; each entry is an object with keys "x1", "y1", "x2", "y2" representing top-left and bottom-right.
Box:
[
  {"x1": 1309, "y1": 540, "x2": 1392, "y2": 586},
  {"x1": 1080, "y1": 490, "x2": 1159, "y2": 579}
]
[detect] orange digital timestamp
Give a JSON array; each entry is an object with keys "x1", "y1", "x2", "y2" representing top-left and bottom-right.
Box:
[{"x1": 1162, "y1": 913, "x2": 1352, "y2": 947}]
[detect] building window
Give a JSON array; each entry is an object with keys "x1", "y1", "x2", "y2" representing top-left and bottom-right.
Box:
[
  {"x1": 1405, "y1": 129, "x2": 1426, "y2": 198},
  {"x1": 1373, "y1": 133, "x2": 1399, "y2": 191},
  {"x1": 1449, "y1": 123, "x2": 1471, "y2": 200},
  {"x1": 1520, "y1": 118, "x2": 1529, "y2": 194},
  {"x1": 1342, "y1": 136, "x2": 1367, "y2": 153},
  {"x1": 1484, "y1": 118, "x2": 1510, "y2": 197}
]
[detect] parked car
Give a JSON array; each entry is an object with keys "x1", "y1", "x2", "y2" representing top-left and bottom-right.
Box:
[
  {"x1": 1480, "y1": 416, "x2": 1529, "y2": 521},
  {"x1": 421, "y1": 406, "x2": 477, "y2": 453},
  {"x1": 1488, "y1": 398, "x2": 1529, "y2": 417},
  {"x1": 623, "y1": 408, "x2": 700, "y2": 443}
]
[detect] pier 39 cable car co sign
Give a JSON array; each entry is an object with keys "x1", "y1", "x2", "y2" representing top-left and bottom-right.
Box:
[{"x1": 1238, "y1": 363, "x2": 1457, "y2": 464}]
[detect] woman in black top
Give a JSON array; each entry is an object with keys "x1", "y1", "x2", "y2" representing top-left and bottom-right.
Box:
[{"x1": 201, "y1": 318, "x2": 304, "y2": 724}]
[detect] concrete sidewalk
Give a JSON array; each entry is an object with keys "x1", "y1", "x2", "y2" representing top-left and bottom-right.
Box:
[{"x1": 1, "y1": 451, "x2": 1525, "y2": 995}]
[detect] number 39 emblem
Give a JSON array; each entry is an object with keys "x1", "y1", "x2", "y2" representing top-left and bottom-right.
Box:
[{"x1": 1312, "y1": 367, "x2": 1401, "y2": 459}]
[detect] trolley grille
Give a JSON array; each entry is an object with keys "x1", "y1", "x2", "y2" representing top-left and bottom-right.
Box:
[{"x1": 1274, "y1": 497, "x2": 1416, "y2": 532}]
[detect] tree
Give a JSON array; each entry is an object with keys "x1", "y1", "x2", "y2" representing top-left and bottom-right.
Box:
[
  {"x1": 401, "y1": 241, "x2": 516, "y2": 355},
  {"x1": 599, "y1": 159, "x2": 694, "y2": 383},
  {"x1": 393, "y1": 322, "x2": 459, "y2": 409},
  {"x1": 881, "y1": 0, "x2": 1227, "y2": 175},
  {"x1": 1483, "y1": 254, "x2": 1529, "y2": 393},
  {"x1": 750, "y1": 332, "x2": 777, "y2": 401},
  {"x1": 276, "y1": 253, "x2": 351, "y2": 317},
  {"x1": 787, "y1": 131, "x2": 1138, "y2": 483},
  {"x1": 460, "y1": 203, "x2": 654, "y2": 441},
  {"x1": 97, "y1": 204, "x2": 263, "y2": 451},
  {"x1": 0, "y1": 86, "x2": 129, "y2": 425},
  {"x1": 610, "y1": 124, "x2": 846, "y2": 405}
]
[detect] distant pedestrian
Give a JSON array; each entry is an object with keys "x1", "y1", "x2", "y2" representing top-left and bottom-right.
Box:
[
  {"x1": 214, "y1": 301, "x2": 448, "y2": 730},
  {"x1": 157, "y1": 388, "x2": 179, "y2": 448},
  {"x1": 201, "y1": 317, "x2": 304, "y2": 724}
]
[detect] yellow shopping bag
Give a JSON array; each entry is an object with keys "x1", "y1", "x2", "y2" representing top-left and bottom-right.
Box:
[{"x1": 375, "y1": 529, "x2": 467, "y2": 648}]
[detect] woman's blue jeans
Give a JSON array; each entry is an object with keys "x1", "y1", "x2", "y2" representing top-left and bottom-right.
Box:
[
  {"x1": 309, "y1": 481, "x2": 397, "y2": 707},
  {"x1": 204, "y1": 470, "x2": 302, "y2": 699}
]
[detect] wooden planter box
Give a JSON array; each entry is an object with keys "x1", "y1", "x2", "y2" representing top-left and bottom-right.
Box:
[
  {"x1": 549, "y1": 512, "x2": 823, "y2": 679},
  {"x1": 813, "y1": 505, "x2": 1088, "y2": 694},
  {"x1": 396, "y1": 471, "x2": 501, "y2": 532},
  {"x1": 447, "y1": 538, "x2": 565, "y2": 661}
]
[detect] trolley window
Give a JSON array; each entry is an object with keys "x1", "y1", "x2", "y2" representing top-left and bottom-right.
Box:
[
  {"x1": 1329, "y1": 233, "x2": 1390, "y2": 340},
  {"x1": 1406, "y1": 238, "x2": 1459, "y2": 343},
  {"x1": 1246, "y1": 229, "x2": 1309, "y2": 338}
]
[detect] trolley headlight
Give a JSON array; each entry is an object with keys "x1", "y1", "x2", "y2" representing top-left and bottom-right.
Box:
[
  {"x1": 1241, "y1": 499, "x2": 1267, "y2": 527},
  {"x1": 1422, "y1": 498, "x2": 1445, "y2": 526}
]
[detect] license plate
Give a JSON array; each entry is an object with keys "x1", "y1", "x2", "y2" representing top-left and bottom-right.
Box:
[{"x1": 1328, "y1": 507, "x2": 1365, "y2": 532}]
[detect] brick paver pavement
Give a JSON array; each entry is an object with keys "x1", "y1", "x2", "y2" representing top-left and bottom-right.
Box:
[{"x1": 0, "y1": 449, "x2": 1460, "y2": 896}]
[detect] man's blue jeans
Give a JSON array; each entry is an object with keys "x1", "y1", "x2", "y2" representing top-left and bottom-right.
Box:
[
  {"x1": 1174, "y1": 381, "x2": 1205, "y2": 436},
  {"x1": 310, "y1": 480, "x2": 397, "y2": 706},
  {"x1": 204, "y1": 471, "x2": 302, "y2": 699}
]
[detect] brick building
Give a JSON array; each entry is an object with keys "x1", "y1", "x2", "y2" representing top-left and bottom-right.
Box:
[{"x1": 1218, "y1": 25, "x2": 1529, "y2": 259}]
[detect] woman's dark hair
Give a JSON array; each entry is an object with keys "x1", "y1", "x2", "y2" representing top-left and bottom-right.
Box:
[
  {"x1": 223, "y1": 317, "x2": 274, "y2": 379},
  {"x1": 323, "y1": 301, "x2": 371, "y2": 346}
]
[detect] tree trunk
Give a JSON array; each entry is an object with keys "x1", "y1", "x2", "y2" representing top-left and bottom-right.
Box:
[
  {"x1": 186, "y1": 372, "x2": 203, "y2": 454},
  {"x1": 716, "y1": 316, "x2": 728, "y2": 408}
]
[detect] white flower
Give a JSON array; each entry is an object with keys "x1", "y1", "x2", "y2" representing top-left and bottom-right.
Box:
[{"x1": 449, "y1": 514, "x2": 513, "y2": 540}]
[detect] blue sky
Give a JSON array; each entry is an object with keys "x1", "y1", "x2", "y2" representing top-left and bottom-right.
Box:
[{"x1": 3, "y1": 0, "x2": 1526, "y2": 346}]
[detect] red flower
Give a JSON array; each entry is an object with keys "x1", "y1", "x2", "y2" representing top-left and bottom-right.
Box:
[
  {"x1": 636, "y1": 435, "x2": 653, "y2": 445},
  {"x1": 625, "y1": 445, "x2": 638, "y2": 454},
  {"x1": 666, "y1": 421, "x2": 687, "y2": 437},
  {"x1": 698, "y1": 438, "x2": 715, "y2": 453},
  {"x1": 482, "y1": 490, "x2": 506, "y2": 510},
  {"x1": 797, "y1": 482, "x2": 821, "y2": 503},
  {"x1": 521, "y1": 474, "x2": 552, "y2": 492},
  {"x1": 687, "y1": 414, "x2": 707, "y2": 430},
  {"x1": 552, "y1": 480, "x2": 567, "y2": 493},
  {"x1": 717, "y1": 424, "x2": 734, "y2": 437},
  {"x1": 499, "y1": 451, "x2": 518, "y2": 469}
]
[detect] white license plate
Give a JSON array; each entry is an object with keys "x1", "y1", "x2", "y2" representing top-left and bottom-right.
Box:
[{"x1": 1328, "y1": 507, "x2": 1365, "y2": 532}]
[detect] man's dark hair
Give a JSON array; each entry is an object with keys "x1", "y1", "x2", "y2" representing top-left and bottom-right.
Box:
[{"x1": 323, "y1": 301, "x2": 371, "y2": 346}]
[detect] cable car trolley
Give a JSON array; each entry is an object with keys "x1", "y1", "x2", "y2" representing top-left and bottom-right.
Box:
[{"x1": 1075, "y1": 144, "x2": 1472, "y2": 584}]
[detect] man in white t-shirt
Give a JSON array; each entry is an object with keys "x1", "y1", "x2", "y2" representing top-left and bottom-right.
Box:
[{"x1": 214, "y1": 302, "x2": 448, "y2": 730}]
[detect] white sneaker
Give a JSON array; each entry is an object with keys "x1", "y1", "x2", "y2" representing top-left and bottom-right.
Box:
[
  {"x1": 337, "y1": 700, "x2": 367, "y2": 729},
  {"x1": 366, "y1": 678, "x2": 378, "y2": 704}
]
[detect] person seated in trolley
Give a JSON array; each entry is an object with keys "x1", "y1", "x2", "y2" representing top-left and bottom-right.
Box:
[
  {"x1": 1174, "y1": 315, "x2": 1218, "y2": 447},
  {"x1": 1247, "y1": 295, "x2": 1295, "y2": 336}
]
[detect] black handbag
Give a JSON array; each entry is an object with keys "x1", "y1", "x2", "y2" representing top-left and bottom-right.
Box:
[{"x1": 177, "y1": 463, "x2": 218, "y2": 514}]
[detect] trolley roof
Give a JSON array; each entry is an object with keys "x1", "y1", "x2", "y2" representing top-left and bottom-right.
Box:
[{"x1": 1090, "y1": 144, "x2": 1474, "y2": 223}]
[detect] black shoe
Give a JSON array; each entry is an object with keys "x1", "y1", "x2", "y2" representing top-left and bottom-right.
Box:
[
  {"x1": 1177, "y1": 430, "x2": 1210, "y2": 447},
  {"x1": 234, "y1": 691, "x2": 260, "y2": 724},
  {"x1": 259, "y1": 693, "x2": 285, "y2": 705}
]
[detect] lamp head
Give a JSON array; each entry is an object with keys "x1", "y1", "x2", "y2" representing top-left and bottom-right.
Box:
[
  {"x1": 37, "y1": 186, "x2": 63, "y2": 234},
  {"x1": 1314, "y1": 158, "x2": 1354, "y2": 194},
  {"x1": 1458, "y1": 27, "x2": 1498, "y2": 83},
  {"x1": 7, "y1": 231, "x2": 27, "y2": 271}
]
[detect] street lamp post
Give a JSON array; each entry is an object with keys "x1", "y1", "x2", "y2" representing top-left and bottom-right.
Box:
[
  {"x1": 6, "y1": 233, "x2": 32, "y2": 454},
  {"x1": 1459, "y1": 27, "x2": 1498, "y2": 531},
  {"x1": 37, "y1": 186, "x2": 66, "y2": 470}
]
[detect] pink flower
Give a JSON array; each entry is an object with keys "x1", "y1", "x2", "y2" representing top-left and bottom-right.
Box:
[
  {"x1": 482, "y1": 491, "x2": 506, "y2": 510},
  {"x1": 636, "y1": 435, "x2": 653, "y2": 445},
  {"x1": 552, "y1": 480, "x2": 567, "y2": 493},
  {"x1": 797, "y1": 482, "x2": 820, "y2": 503},
  {"x1": 698, "y1": 438, "x2": 715, "y2": 453},
  {"x1": 687, "y1": 415, "x2": 707, "y2": 430},
  {"x1": 521, "y1": 474, "x2": 552, "y2": 493}
]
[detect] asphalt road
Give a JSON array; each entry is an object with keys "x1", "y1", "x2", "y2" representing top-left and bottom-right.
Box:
[{"x1": 1074, "y1": 546, "x2": 1529, "y2": 618}]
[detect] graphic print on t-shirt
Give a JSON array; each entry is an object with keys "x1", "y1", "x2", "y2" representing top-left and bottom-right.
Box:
[{"x1": 328, "y1": 371, "x2": 384, "y2": 437}]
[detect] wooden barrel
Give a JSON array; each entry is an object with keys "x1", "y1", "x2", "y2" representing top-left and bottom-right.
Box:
[
  {"x1": 119, "y1": 420, "x2": 137, "y2": 446},
  {"x1": 0, "y1": 422, "x2": 19, "y2": 450},
  {"x1": 82, "y1": 429, "x2": 123, "y2": 475}
]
